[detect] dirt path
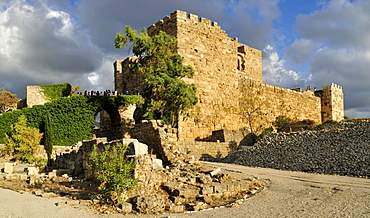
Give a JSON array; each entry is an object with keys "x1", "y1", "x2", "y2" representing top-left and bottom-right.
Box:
[{"x1": 1, "y1": 162, "x2": 370, "y2": 217}]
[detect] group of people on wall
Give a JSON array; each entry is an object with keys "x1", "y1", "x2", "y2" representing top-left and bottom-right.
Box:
[{"x1": 74, "y1": 89, "x2": 141, "y2": 96}]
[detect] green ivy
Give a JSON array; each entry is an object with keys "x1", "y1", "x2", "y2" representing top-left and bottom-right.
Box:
[
  {"x1": 0, "y1": 95, "x2": 143, "y2": 146},
  {"x1": 40, "y1": 83, "x2": 72, "y2": 101}
]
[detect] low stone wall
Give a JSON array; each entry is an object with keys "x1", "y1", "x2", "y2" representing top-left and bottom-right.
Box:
[
  {"x1": 174, "y1": 141, "x2": 237, "y2": 161},
  {"x1": 223, "y1": 121, "x2": 370, "y2": 177}
]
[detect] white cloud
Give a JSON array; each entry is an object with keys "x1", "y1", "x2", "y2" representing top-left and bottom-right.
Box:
[
  {"x1": 0, "y1": 0, "x2": 107, "y2": 98},
  {"x1": 263, "y1": 45, "x2": 310, "y2": 89},
  {"x1": 285, "y1": 0, "x2": 370, "y2": 118}
]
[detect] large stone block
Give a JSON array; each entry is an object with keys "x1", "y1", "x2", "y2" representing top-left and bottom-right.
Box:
[
  {"x1": 127, "y1": 142, "x2": 148, "y2": 156},
  {"x1": 152, "y1": 158, "x2": 163, "y2": 170},
  {"x1": 4, "y1": 163, "x2": 14, "y2": 174},
  {"x1": 26, "y1": 167, "x2": 39, "y2": 175}
]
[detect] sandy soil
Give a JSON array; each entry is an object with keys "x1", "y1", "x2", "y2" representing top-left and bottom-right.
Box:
[{"x1": 1, "y1": 161, "x2": 370, "y2": 218}]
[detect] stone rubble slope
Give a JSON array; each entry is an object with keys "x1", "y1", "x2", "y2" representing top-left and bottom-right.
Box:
[{"x1": 222, "y1": 121, "x2": 370, "y2": 178}]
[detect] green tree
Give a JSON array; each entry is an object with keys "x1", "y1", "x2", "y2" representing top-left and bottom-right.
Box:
[
  {"x1": 114, "y1": 26, "x2": 198, "y2": 126},
  {"x1": 0, "y1": 88, "x2": 20, "y2": 114},
  {"x1": 87, "y1": 143, "x2": 137, "y2": 206},
  {"x1": 3, "y1": 115, "x2": 44, "y2": 164},
  {"x1": 238, "y1": 82, "x2": 268, "y2": 144},
  {"x1": 44, "y1": 110, "x2": 53, "y2": 160}
]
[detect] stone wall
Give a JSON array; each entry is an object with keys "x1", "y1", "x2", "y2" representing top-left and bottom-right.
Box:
[
  {"x1": 174, "y1": 141, "x2": 237, "y2": 161},
  {"x1": 114, "y1": 57, "x2": 144, "y2": 95},
  {"x1": 114, "y1": 10, "x2": 344, "y2": 142},
  {"x1": 26, "y1": 86, "x2": 48, "y2": 107},
  {"x1": 145, "y1": 10, "x2": 263, "y2": 141},
  {"x1": 319, "y1": 83, "x2": 344, "y2": 122}
]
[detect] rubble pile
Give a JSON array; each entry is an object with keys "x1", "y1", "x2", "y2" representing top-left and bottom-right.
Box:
[{"x1": 223, "y1": 121, "x2": 370, "y2": 178}]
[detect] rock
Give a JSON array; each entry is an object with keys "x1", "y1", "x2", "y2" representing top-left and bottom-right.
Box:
[
  {"x1": 152, "y1": 158, "x2": 163, "y2": 170},
  {"x1": 170, "y1": 196, "x2": 188, "y2": 205},
  {"x1": 28, "y1": 175, "x2": 37, "y2": 185},
  {"x1": 201, "y1": 185, "x2": 214, "y2": 195},
  {"x1": 197, "y1": 174, "x2": 213, "y2": 184},
  {"x1": 5, "y1": 174, "x2": 21, "y2": 181},
  {"x1": 213, "y1": 184, "x2": 228, "y2": 193},
  {"x1": 172, "y1": 187, "x2": 200, "y2": 198},
  {"x1": 41, "y1": 192, "x2": 58, "y2": 198},
  {"x1": 127, "y1": 141, "x2": 148, "y2": 156},
  {"x1": 163, "y1": 181, "x2": 181, "y2": 194},
  {"x1": 120, "y1": 202, "x2": 132, "y2": 213},
  {"x1": 132, "y1": 194, "x2": 166, "y2": 214},
  {"x1": 222, "y1": 121, "x2": 370, "y2": 178},
  {"x1": 48, "y1": 170, "x2": 57, "y2": 179},
  {"x1": 168, "y1": 204, "x2": 185, "y2": 213},
  {"x1": 202, "y1": 195, "x2": 214, "y2": 204},
  {"x1": 26, "y1": 167, "x2": 39, "y2": 175},
  {"x1": 4, "y1": 163, "x2": 14, "y2": 174},
  {"x1": 33, "y1": 189, "x2": 43, "y2": 196},
  {"x1": 210, "y1": 168, "x2": 221, "y2": 176}
]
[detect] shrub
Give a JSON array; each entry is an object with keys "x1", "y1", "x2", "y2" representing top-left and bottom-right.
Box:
[
  {"x1": 273, "y1": 116, "x2": 292, "y2": 130},
  {"x1": 342, "y1": 116, "x2": 355, "y2": 123},
  {"x1": 87, "y1": 143, "x2": 138, "y2": 206},
  {"x1": 256, "y1": 127, "x2": 274, "y2": 142},
  {"x1": 2, "y1": 115, "x2": 44, "y2": 164}
]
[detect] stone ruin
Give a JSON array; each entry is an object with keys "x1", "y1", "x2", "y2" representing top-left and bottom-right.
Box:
[{"x1": 0, "y1": 138, "x2": 267, "y2": 214}]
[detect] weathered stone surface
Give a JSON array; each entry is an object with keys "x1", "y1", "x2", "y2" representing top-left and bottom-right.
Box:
[
  {"x1": 201, "y1": 185, "x2": 214, "y2": 195},
  {"x1": 26, "y1": 167, "x2": 39, "y2": 175},
  {"x1": 152, "y1": 158, "x2": 163, "y2": 170},
  {"x1": 213, "y1": 184, "x2": 228, "y2": 193},
  {"x1": 210, "y1": 168, "x2": 221, "y2": 176},
  {"x1": 4, "y1": 163, "x2": 14, "y2": 174},
  {"x1": 197, "y1": 174, "x2": 212, "y2": 184},
  {"x1": 120, "y1": 202, "x2": 132, "y2": 213},
  {"x1": 172, "y1": 187, "x2": 200, "y2": 199},
  {"x1": 127, "y1": 141, "x2": 148, "y2": 156},
  {"x1": 168, "y1": 204, "x2": 185, "y2": 213},
  {"x1": 5, "y1": 174, "x2": 21, "y2": 181},
  {"x1": 41, "y1": 192, "x2": 59, "y2": 198},
  {"x1": 133, "y1": 194, "x2": 166, "y2": 214},
  {"x1": 48, "y1": 170, "x2": 57, "y2": 179}
]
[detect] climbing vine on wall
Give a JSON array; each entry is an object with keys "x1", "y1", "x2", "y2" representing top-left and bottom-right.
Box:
[
  {"x1": 0, "y1": 95, "x2": 143, "y2": 146},
  {"x1": 40, "y1": 83, "x2": 72, "y2": 101}
]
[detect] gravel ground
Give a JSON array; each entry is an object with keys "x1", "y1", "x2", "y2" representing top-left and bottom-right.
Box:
[{"x1": 1, "y1": 161, "x2": 369, "y2": 218}]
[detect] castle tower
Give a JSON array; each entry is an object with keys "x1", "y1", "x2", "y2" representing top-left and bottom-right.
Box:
[
  {"x1": 145, "y1": 10, "x2": 263, "y2": 140},
  {"x1": 319, "y1": 83, "x2": 344, "y2": 122}
]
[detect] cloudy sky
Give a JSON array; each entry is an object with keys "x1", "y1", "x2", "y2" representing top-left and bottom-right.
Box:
[{"x1": 1, "y1": 0, "x2": 369, "y2": 118}]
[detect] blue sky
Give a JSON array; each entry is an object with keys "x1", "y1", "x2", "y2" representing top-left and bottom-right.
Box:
[{"x1": 1, "y1": 0, "x2": 370, "y2": 118}]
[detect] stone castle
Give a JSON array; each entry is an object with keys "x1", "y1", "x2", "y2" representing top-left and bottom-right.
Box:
[
  {"x1": 22, "y1": 10, "x2": 344, "y2": 161},
  {"x1": 114, "y1": 10, "x2": 344, "y2": 142}
]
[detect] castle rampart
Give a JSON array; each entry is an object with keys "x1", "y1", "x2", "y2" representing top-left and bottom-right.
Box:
[{"x1": 115, "y1": 10, "x2": 344, "y2": 142}]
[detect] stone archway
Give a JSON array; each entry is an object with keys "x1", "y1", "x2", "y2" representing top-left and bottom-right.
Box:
[{"x1": 94, "y1": 103, "x2": 137, "y2": 141}]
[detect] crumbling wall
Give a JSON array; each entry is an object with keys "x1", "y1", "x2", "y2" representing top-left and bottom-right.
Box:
[{"x1": 26, "y1": 86, "x2": 48, "y2": 107}]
